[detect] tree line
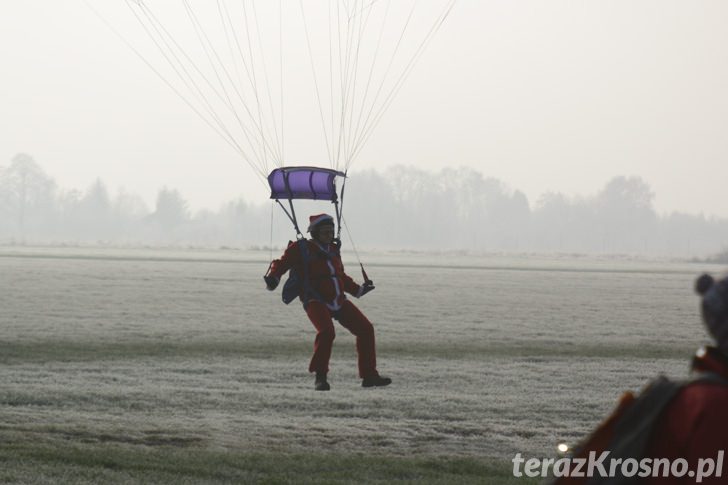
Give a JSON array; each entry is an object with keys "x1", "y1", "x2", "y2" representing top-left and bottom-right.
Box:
[{"x1": 1, "y1": 153, "x2": 727, "y2": 257}]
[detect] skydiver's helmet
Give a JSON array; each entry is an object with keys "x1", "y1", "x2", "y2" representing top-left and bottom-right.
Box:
[
  {"x1": 307, "y1": 213, "x2": 335, "y2": 241},
  {"x1": 696, "y1": 273, "x2": 728, "y2": 352}
]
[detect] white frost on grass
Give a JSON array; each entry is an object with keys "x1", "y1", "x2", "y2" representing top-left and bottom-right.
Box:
[{"x1": 0, "y1": 248, "x2": 714, "y2": 460}]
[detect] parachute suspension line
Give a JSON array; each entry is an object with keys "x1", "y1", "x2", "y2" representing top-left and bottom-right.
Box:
[
  {"x1": 328, "y1": 1, "x2": 335, "y2": 169},
  {"x1": 111, "y1": 0, "x2": 261, "y2": 178},
  {"x1": 332, "y1": 172, "x2": 345, "y2": 243},
  {"x1": 275, "y1": 200, "x2": 302, "y2": 239},
  {"x1": 335, "y1": 0, "x2": 352, "y2": 171},
  {"x1": 264, "y1": 200, "x2": 275, "y2": 279},
  {"x1": 215, "y1": 1, "x2": 273, "y2": 172},
  {"x1": 240, "y1": 1, "x2": 272, "y2": 170},
  {"x1": 216, "y1": 1, "x2": 282, "y2": 172},
  {"x1": 250, "y1": 0, "x2": 284, "y2": 167},
  {"x1": 337, "y1": 0, "x2": 356, "y2": 171},
  {"x1": 132, "y1": 2, "x2": 228, "y2": 134},
  {"x1": 357, "y1": 0, "x2": 384, "y2": 17},
  {"x1": 269, "y1": 200, "x2": 275, "y2": 263},
  {"x1": 182, "y1": 0, "x2": 242, "y2": 116},
  {"x1": 181, "y1": 1, "x2": 250, "y2": 131},
  {"x1": 86, "y1": 1, "x2": 213, "y2": 143},
  {"x1": 182, "y1": 0, "x2": 272, "y2": 174},
  {"x1": 335, "y1": 0, "x2": 369, "y2": 172},
  {"x1": 126, "y1": 2, "x2": 239, "y2": 151},
  {"x1": 132, "y1": 0, "x2": 267, "y2": 178},
  {"x1": 334, "y1": 0, "x2": 345, "y2": 170},
  {"x1": 342, "y1": 0, "x2": 368, "y2": 171},
  {"x1": 348, "y1": 0, "x2": 392, "y2": 166},
  {"x1": 343, "y1": 1, "x2": 374, "y2": 169},
  {"x1": 342, "y1": 215, "x2": 371, "y2": 285},
  {"x1": 335, "y1": 0, "x2": 357, "y2": 172},
  {"x1": 279, "y1": 0, "x2": 285, "y2": 165},
  {"x1": 300, "y1": 0, "x2": 334, "y2": 166},
  {"x1": 336, "y1": 172, "x2": 349, "y2": 242},
  {"x1": 347, "y1": 0, "x2": 418, "y2": 164},
  {"x1": 217, "y1": 1, "x2": 246, "y2": 108},
  {"x1": 181, "y1": 0, "x2": 278, "y2": 175},
  {"x1": 216, "y1": 0, "x2": 275, "y2": 169},
  {"x1": 227, "y1": 0, "x2": 286, "y2": 169},
  {"x1": 333, "y1": 198, "x2": 342, "y2": 244},
  {"x1": 350, "y1": 0, "x2": 458, "y2": 163}
]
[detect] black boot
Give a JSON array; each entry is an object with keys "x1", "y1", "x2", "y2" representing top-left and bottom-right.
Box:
[
  {"x1": 361, "y1": 375, "x2": 391, "y2": 388},
  {"x1": 315, "y1": 372, "x2": 330, "y2": 391}
]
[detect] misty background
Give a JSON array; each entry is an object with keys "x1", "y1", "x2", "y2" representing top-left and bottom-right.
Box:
[
  {"x1": 3, "y1": 153, "x2": 727, "y2": 259},
  {"x1": 3, "y1": 2, "x2": 728, "y2": 222}
]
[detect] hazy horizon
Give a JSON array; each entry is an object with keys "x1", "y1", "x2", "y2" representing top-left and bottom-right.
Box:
[
  {"x1": 4, "y1": 156, "x2": 728, "y2": 257},
  {"x1": 2, "y1": 1, "x2": 728, "y2": 217},
  {"x1": 5, "y1": 154, "x2": 728, "y2": 220}
]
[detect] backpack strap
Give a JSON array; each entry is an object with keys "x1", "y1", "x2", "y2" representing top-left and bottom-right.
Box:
[
  {"x1": 690, "y1": 371, "x2": 728, "y2": 387},
  {"x1": 297, "y1": 239, "x2": 325, "y2": 307},
  {"x1": 309, "y1": 240, "x2": 339, "y2": 261},
  {"x1": 588, "y1": 373, "x2": 728, "y2": 485}
]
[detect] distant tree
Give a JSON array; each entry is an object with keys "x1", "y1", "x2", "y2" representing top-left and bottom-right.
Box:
[
  {"x1": 597, "y1": 176, "x2": 654, "y2": 215},
  {"x1": 0, "y1": 153, "x2": 57, "y2": 241},
  {"x1": 346, "y1": 169, "x2": 402, "y2": 247},
  {"x1": 219, "y1": 197, "x2": 247, "y2": 244},
  {"x1": 111, "y1": 190, "x2": 149, "y2": 243},
  {"x1": 83, "y1": 179, "x2": 111, "y2": 212},
  {"x1": 707, "y1": 247, "x2": 728, "y2": 264},
  {"x1": 70, "y1": 179, "x2": 115, "y2": 240},
  {"x1": 533, "y1": 192, "x2": 599, "y2": 252},
  {"x1": 80, "y1": 179, "x2": 111, "y2": 219},
  {"x1": 596, "y1": 176, "x2": 657, "y2": 252},
  {"x1": 534, "y1": 192, "x2": 569, "y2": 251},
  {"x1": 113, "y1": 190, "x2": 149, "y2": 221},
  {"x1": 152, "y1": 187, "x2": 189, "y2": 230}
]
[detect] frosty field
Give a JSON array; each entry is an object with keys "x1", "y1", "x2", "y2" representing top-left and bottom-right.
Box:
[{"x1": 0, "y1": 247, "x2": 722, "y2": 484}]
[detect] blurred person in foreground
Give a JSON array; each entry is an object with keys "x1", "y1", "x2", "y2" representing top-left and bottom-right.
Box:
[
  {"x1": 641, "y1": 273, "x2": 728, "y2": 484},
  {"x1": 264, "y1": 214, "x2": 391, "y2": 391},
  {"x1": 549, "y1": 274, "x2": 728, "y2": 485}
]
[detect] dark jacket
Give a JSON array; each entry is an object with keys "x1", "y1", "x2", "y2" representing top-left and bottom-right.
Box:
[{"x1": 269, "y1": 239, "x2": 363, "y2": 311}]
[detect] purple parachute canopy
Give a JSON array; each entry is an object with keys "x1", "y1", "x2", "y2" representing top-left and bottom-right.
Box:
[{"x1": 268, "y1": 166, "x2": 346, "y2": 201}]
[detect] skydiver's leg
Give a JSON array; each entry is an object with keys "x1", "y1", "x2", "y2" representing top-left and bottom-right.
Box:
[
  {"x1": 305, "y1": 301, "x2": 336, "y2": 375},
  {"x1": 335, "y1": 300, "x2": 377, "y2": 379}
]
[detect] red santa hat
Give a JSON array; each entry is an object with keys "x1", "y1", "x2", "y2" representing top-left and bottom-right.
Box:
[{"x1": 307, "y1": 213, "x2": 335, "y2": 232}]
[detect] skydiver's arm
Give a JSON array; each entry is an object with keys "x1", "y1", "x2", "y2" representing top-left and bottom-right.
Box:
[
  {"x1": 342, "y1": 270, "x2": 361, "y2": 296},
  {"x1": 269, "y1": 241, "x2": 301, "y2": 279},
  {"x1": 341, "y1": 266, "x2": 375, "y2": 298}
]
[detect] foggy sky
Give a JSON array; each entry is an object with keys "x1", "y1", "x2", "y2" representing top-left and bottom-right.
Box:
[{"x1": 2, "y1": 1, "x2": 727, "y2": 216}]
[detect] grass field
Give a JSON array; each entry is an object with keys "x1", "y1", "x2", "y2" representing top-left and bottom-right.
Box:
[{"x1": 0, "y1": 247, "x2": 722, "y2": 483}]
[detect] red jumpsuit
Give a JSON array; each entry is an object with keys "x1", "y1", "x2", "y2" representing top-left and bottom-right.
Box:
[
  {"x1": 643, "y1": 346, "x2": 728, "y2": 484},
  {"x1": 268, "y1": 239, "x2": 380, "y2": 378}
]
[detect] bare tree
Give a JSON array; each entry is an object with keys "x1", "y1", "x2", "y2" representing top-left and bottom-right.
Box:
[
  {"x1": 0, "y1": 153, "x2": 56, "y2": 242},
  {"x1": 152, "y1": 187, "x2": 190, "y2": 230}
]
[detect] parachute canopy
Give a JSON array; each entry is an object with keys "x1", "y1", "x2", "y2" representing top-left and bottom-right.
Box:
[{"x1": 268, "y1": 167, "x2": 345, "y2": 202}]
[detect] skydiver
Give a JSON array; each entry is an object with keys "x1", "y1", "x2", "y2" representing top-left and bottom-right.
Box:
[{"x1": 264, "y1": 214, "x2": 391, "y2": 391}]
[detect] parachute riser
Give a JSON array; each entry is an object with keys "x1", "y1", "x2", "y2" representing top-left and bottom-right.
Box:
[
  {"x1": 334, "y1": 171, "x2": 348, "y2": 242},
  {"x1": 275, "y1": 199, "x2": 303, "y2": 240},
  {"x1": 359, "y1": 261, "x2": 373, "y2": 286}
]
